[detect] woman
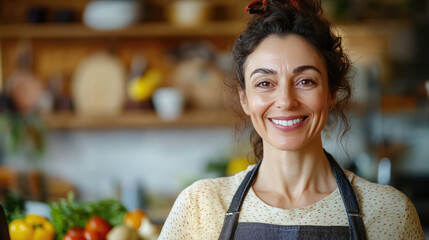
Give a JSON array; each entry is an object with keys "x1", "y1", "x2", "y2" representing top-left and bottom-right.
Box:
[{"x1": 159, "y1": 0, "x2": 425, "y2": 239}]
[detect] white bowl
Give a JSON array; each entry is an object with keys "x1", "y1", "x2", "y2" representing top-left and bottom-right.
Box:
[
  {"x1": 83, "y1": 0, "x2": 141, "y2": 30},
  {"x1": 153, "y1": 88, "x2": 184, "y2": 121}
]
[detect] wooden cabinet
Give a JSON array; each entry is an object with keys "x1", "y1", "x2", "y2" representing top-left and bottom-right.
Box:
[
  {"x1": 0, "y1": 21, "x2": 245, "y2": 129},
  {"x1": 0, "y1": 17, "x2": 412, "y2": 129}
]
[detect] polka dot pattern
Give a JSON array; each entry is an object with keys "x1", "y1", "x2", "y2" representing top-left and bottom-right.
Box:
[{"x1": 159, "y1": 166, "x2": 425, "y2": 239}]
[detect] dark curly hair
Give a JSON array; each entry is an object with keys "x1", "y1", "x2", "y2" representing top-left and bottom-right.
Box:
[{"x1": 226, "y1": 0, "x2": 352, "y2": 161}]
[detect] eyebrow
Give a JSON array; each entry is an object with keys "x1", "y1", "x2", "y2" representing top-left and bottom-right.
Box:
[
  {"x1": 249, "y1": 65, "x2": 321, "y2": 79},
  {"x1": 250, "y1": 68, "x2": 277, "y2": 79},
  {"x1": 293, "y1": 65, "x2": 321, "y2": 74}
]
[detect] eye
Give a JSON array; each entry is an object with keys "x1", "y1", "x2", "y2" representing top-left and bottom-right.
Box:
[
  {"x1": 297, "y1": 79, "x2": 316, "y2": 88},
  {"x1": 256, "y1": 81, "x2": 274, "y2": 88}
]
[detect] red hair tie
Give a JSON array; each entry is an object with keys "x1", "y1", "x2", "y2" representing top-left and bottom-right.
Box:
[
  {"x1": 245, "y1": 0, "x2": 268, "y2": 14},
  {"x1": 245, "y1": 0, "x2": 299, "y2": 14},
  {"x1": 290, "y1": 0, "x2": 299, "y2": 8}
]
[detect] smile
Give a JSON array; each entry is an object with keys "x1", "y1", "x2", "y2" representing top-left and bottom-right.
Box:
[{"x1": 271, "y1": 117, "x2": 306, "y2": 127}]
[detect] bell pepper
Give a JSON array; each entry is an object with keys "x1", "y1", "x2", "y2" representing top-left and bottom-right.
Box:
[{"x1": 9, "y1": 214, "x2": 55, "y2": 240}]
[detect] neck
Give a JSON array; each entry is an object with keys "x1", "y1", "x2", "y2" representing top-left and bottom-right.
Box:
[{"x1": 252, "y1": 137, "x2": 336, "y2": 208}]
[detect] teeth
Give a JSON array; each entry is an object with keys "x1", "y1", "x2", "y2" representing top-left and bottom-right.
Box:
[{"x1": 272, "y1": 118, "x2": 304, "y2": 127}]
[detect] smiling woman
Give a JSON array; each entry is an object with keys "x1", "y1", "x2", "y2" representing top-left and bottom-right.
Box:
[
  {"x1": 239, "y1": 34, "x2": 333, "y2": 153},
  {"x1": 159, "y1": 0, "x2": 425, "y2": 239}
]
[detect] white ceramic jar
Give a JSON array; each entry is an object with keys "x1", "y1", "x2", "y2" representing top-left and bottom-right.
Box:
[{"x1": 83, "y1": 0, "x2": 141, "y2": 30}]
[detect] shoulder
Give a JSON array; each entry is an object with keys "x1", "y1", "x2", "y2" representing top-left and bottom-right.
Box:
[
  {"x1": 345, "y1": 170, "x2": 409, "y2": 210},
  {"x1": 167, "y1": 164, "x2": 255, "y2": 215},
  {"x1": 344, "y1": 170, "x2": 425, "y2": 239},
  {"x1": 159, "y1": 168, "x2": 252, "y2": 239},
  {"x1": 160, "y1": 166, "x2": 255, "y2": 238},
  {"x1": 346, "y1": 171, "x2": 409, "y2": 204},
  {"x1": 182, "y1": 165, "x2": 253, "y2": 204}
]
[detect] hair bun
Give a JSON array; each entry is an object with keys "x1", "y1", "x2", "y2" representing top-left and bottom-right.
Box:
[
  {"x1": 245, "y1": 0, "x2": 268, "y2": 14},
  {"x1": 245, "y1": 0, "x2": 321, "y2": 16}
]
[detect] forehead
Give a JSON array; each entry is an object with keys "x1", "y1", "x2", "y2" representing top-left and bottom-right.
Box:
[{"x1": 245, "y1": 34, "x2": 326, "y2": 76}]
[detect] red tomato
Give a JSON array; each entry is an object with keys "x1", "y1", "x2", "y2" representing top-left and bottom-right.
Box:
[
  {"x1": 67, "y1": 227, "x2": 85, "y2": 236},
  {"x1": 63, "y1": 227, "x2": 85, "y2": 240},
  {"x1": 64, "y1": 235, "x2": 86, "y2": 240},
  {"x1": 83, "y1": 229, "x2": 103, "y2": 240},
  {"x1": 85, "y1": 216, "x2": 111, "y2": 239}
]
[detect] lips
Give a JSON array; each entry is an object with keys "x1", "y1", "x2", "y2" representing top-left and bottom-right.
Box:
[{"x1": 269, "y1": 116, "x2": 308, "y2": 128}]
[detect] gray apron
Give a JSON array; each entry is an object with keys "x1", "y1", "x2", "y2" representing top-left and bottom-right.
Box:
[{"x1": 218, "y1": 151, "x2": 367, "y2": 240}]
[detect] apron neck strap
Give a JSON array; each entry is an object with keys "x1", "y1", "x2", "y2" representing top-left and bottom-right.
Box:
[
  {"x1": 325, "y1": 150, "x2": 367, "y2": 240},
  {"x1": 325, "y1": 150, "x2": 361, "y2": 215},
  {"x1": 218, "y1": 160, "x2": 262, "y2": 239},
  {"x1": 219, "y1": 151, "x2": 367, "y2": 240},
  {"x1": 226, "y1": 159, "x2": 262, "y2": 214}
]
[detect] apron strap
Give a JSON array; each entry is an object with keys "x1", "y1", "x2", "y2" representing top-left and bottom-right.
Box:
[
  {"x1": 218, "y1": 160, "x2": 262, "y2": 240},
  {"x1": 348, "y1": 214, "x2": 367, "y2": 240},
  {"x1": 325, "y1": 151, "x2": 367, "y2": 240},
  {"x1": 218, "y1": 151, "x2": 367, "y2": 240}
]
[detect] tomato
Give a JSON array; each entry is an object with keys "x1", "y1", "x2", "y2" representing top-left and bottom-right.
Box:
[
  {"x1": 85, "y1": 216, "x2": 111, "y2": 239},
  {"x1": 83, "y1": 229, "x2": 102, "y2": 240},
  {"x1": 63, "y1": 234, "x2": 86, "y2": 240},
  {"x1": 63, "y1": 227, "x2": 103, "y2": 240},
  {"x1": 66, "y1": 227, "x2": 85, "y2": 236},
  {"x1": 124, "y1": 209, "x2": 146, "y2": 230},
  {"x1": 63, "y1": 227, "x2": 85, "y2": 240}
]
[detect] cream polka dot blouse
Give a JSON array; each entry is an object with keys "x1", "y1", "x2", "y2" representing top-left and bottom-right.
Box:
[{"x1": 159, "y1": 165, "x2": 425, "y2": 239}]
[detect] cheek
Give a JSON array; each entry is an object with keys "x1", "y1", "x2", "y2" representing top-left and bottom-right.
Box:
[
  {"x1": 300, "y1": 91, "x2": 329, "y2": 114},
  {"x1": 247, "y1": 92, "x2": 273, "y2": 113}
]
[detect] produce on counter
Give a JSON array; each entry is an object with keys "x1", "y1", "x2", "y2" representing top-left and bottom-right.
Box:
[
  {"x1": 63, "y1": 226, "x2": 104, "y2": 240},
  {"x1": 9, "y1": 214, "x2": 55, "y2": 240},
  {"x1": 63, "y1": 227, "x2": 85, "y2": 240},
  {"x1": 106, "y1": 225, "x2": 140, "y2": 240},
  {"x1": 83, "y1": 229, "x2": 103, "y2": 240},
  {"x1": 85, "y1": 216, "x2": 112, "y2": 239},
  {"x1": 137, "y1": 216, "x2": 159, "y2": 240},
  {"x1": 4, "y1": 192, "x2": 161, "y2": 240},
  {"x1": 124, "y1": 209, "x2": 159, "y2": 240},
  {"x1": 50, "y1": 193, "x2": 127, "y2": 240},
  {"x1": 124, "y1": 209, "x2": 146, "y2": 230},
  {"x1": 1, "y1": 193, "x2": 26, "y2": 223}
]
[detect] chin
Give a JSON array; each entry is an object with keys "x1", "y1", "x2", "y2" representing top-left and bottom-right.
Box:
[{"x1": 267, "y1": 139, "x2": 308, "y2": 152}]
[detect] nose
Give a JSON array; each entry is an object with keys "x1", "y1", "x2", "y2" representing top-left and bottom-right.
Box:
[{"x1": 275, "y1": 85, "x2": 299, "y2": 109}]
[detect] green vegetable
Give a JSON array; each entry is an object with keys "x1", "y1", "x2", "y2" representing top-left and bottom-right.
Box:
[
  {"x1": 0, "y1": 193, "x2": 26, "y2": 224},
  {"x1": 50, "y1": 192, "x2": 128, "y2": 240}
]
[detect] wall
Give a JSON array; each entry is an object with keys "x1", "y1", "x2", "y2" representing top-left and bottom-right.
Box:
[{"x1": 5, "y1": 127, "x2": 239, "y2": 197}]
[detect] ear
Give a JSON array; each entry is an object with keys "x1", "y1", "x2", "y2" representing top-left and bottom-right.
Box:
[{"x1": 238, "y1": 87, "x2": 250, "y2": 115}]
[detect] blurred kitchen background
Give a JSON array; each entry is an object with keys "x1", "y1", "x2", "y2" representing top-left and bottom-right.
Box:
[{"x1": 0, "y1": 0, "x2": 428, "y2": 232}]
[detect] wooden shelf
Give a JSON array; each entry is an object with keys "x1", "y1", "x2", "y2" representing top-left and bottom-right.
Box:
[
  {"x1": 0, "y1": 22, "x2": 246, "y2": 39},
  {"x1": 42, "y1": 110, "x2": 236, "y2": 130},
  {"x1": 0, "y1": 20, "x2": 409, "y2": 39}
]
